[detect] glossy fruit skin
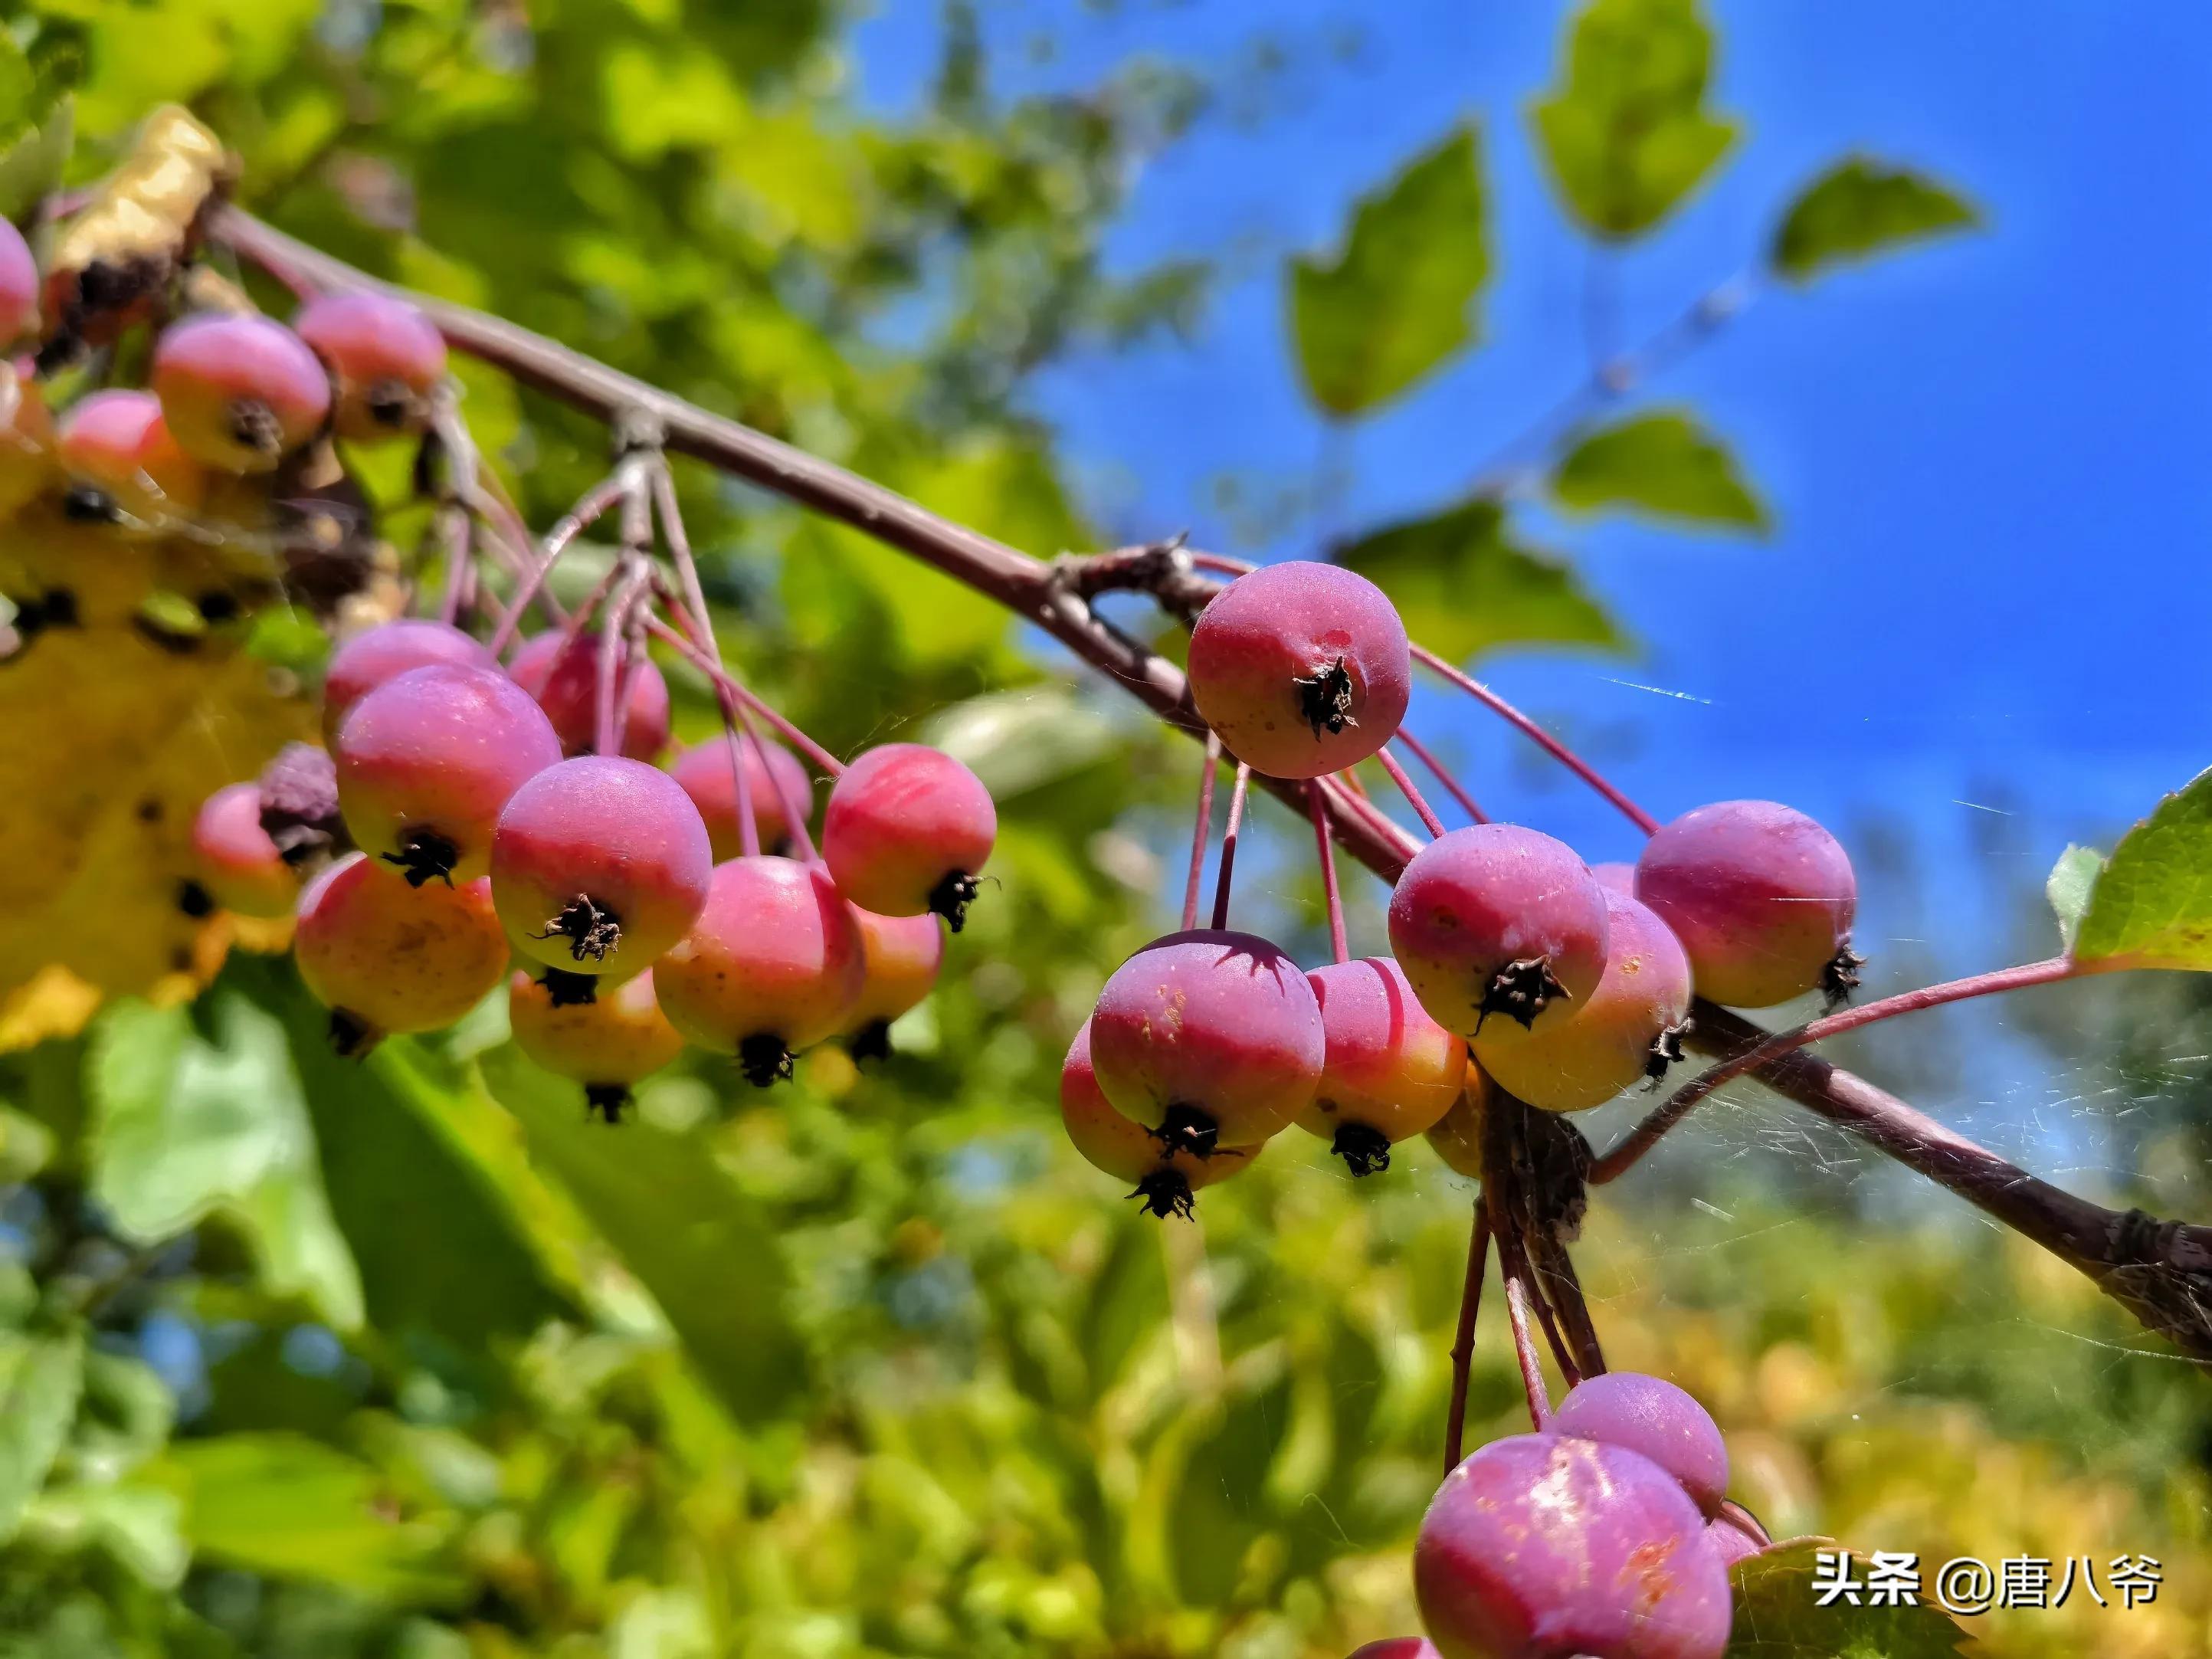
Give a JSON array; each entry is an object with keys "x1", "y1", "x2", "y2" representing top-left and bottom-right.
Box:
[
  {"x1": 1635, "y1": 801, "x2": 1856, "y2": 1008},
  {"x1": 294, "y1": 854, "x2": 509, "y2": 1051},
  {"x1": 654, "y1": 856, "x2": 867, "y2": 1080},
  {"x1": 1416, "y1": 1434, "x2": 1730, "y2": 1659},
  {"x1": 821, "y1": 744, "x2": 996, "y2": 925},
  {"x1": 0, "y1": 366, "x2": 55, "y2": 518},
  {"x1": 322, "y1": 619, "x2": 494, "y2": 743},
  {"x1": 1424, "y1": 1074, "x2": 1493, "y2": 1179},
  {"x1": 293, "y1": 290, "x2": 448, "y2": 440},
  {"x1": 1089, "y1": 929, "x2": 1323, "y2": 1150},
  {"x1": 1296, "y1": 957, "x2": 1466, "y2": 1172},
  {"x1": 507, "y1": 630, "x2": 670, "y2": 761},
  {"x1": 1589, "y1": 861, "x2": 1637, "y2": 897},
  {"x1": 1475, "y1": 891, "x2": 1693, "y2": 1113},
  {"x1": 492, "y1": 756, "x2": 713, "y2": 978},
  {"x1": 1187, "y1": 561, "x2": 1411, "y2": 779},
  {"x1": 151, "y1": 313, "x2": 332, "y2": 474},
  {"x1": 192, "y1": 782, "x2": 295, "y2": 918},
  {"x1": 1554, "y1": 1372, "x2": 1730, "y2": 1519},
  {"x1": 1346, "y1": 1644, "x2": 1440, "y2": 1659},
  {"x1": 55, "y1": 389, "x2": 206, "y2": 516},
  {"x1": 1389, "y1": 825, "x2": 1611, "y2": 1043},
  {"x1": 842, "y1": 906, "x2": 944, "y2": 1057},
  {"x1": 0, "y1": 218, "x2": 38, "y2": 348},
  {"x1": 1060, "y1": 1021, "x2": 1255, "y2": 1216},
  {"x1": 670, "y1": 736, "x2": 814, "y2": 860},
  {"x1": 1704, "y1": 1510, "x2": 1766, "y2": 1571},
  {"x1": 335, "y1": 663, "x2": 562, "y2": 885},
  {"x1": 509, "y1": 967, "x2": 683, "y2": 1118}
]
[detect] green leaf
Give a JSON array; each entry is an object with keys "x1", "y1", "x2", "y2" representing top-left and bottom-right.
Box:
[
  {"x1": 87, "y1": 995, "x2": 362, "y2": 1329},
  {"x1": 1772, "y1": 158, "x2": 1979, "y2": 282},
  {"x1": 1530, "y1": 0, "x2": 1738, "y2": 240},
  {"x1": 24, "y1": 1481, "x2": 188, "y2": 1587},
  {"x1": 2046, "y1": 845, "x2": 2106, "y2": 952},
  {"x1": 1725, "y1": 1539, "x2": 1971, "y2": 1656},
  {"x1": 1553, "y1": 409, "x2": 1768, "y2": 530},
  {"x1": 2071, "y1": 769, "x2": 2212, "y2": 969},
  {"x1": 1334, "y1": 498, "x2": 1627, "y2": 664},
  {"x1": 0, "y1": 38, "x2": 73, "y2": 227},
  {"x1": 1290, "y1": 126, "x2": 1489, "y2": 418},
  {"x1": 0, "y1": 1329, "x2": 84, "y2": 1542},
  {"x1": 923, "y1": 687, "x2": 1127, "y2": 802}
]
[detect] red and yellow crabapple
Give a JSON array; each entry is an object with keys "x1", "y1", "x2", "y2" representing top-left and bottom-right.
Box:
[
  {"x1": 671, "y1": 735, "x2": 814, "y2": 860},
  {"x1": 1186, "y1": 560, "x2": 1411, "y2": 779},
  {"x1": 293, "y1": 290, "x2": 448, "y2": 439},
  {"x1": 0, "y1": 217, "x2": 38, "y2": 349},
  {"x1": 322, "y1": 619, "x2": 495, "y2": 743},
  {"x1": 1346, "y1": 1644, "x2": 1440, "y2": 1659},
  {"x1": 841, "y1": 906, "x2": 944, "y2": 1061},
  {"x1": 1296, "y1": 956, "x2": 1467, "y2": 1175},
  {"x1": 509, "y1": 966, "x2": 684, "y2": 1123},
  {"x1": 821, "y1": 743, "x2": 996, "y2": 928},
  {"x1": 192, "y1": 782, "x2": 295, "y2": 918},
  {"x1": 150, "y1": 313, "x2": 332, "y2": 474},
  {"x1": 507, "y1": 629, "x2": 671, "y2": 761},
  {"x1": 55, "y1": 389, "x2": 206, "y2": 517},
  {"x1": 294, "y1": 854, "x2": 509, "y2": 1054},
  {"x1": 1553, "y1": 1372, "x2": 1731, "y2": 1519},
  {"x1": 1424, "y1": 1075, "x2": 1493, "y2": 1179},
  {"x1": 1060, "y1": 1021, "x2": 1256, "y2": 1219}
]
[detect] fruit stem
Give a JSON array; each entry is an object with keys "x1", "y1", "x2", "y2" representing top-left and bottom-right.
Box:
[
  {"x1": 1306, "y1": 779, "x2": 1348, "y2": 964},
  {"x1": 640, "y1": 611, "x2": 847, "y2": 779},
  {"x1": 1209, "y1": 762, "x2": 1251, "y2": 932},
  {"x1": 726, "y1": 726, "x2": 762, "y2": 860},
  {"x1": 1392, "y1": 728, "x2": 1488, "y2": 824},
  {"x1": 1375, "y1": 744, "x2": 1445, "y2": 838},
  {"x1": 1500, "y1": 1261, "x2": 1552, "y2": 1432},
  {"x1": 1409, "y1": 644, "x2": 1660, "y2": 836},
  {"x1": 593, "y1": 549, "x2": 651, "y2": 758},
  {"x1": 1181, "y1": 731, "x2": 1221, "y2": 933},
  {"x1": 434, "y1": 501, "x2": 473, "y2": 627},
  {"x1": 487, "y1": 460, "x2": 641, "y2": 654},
  {"x1": 1443, "y1": 1196, "x2": 1489, "y2": 1474},
  {"x1": 1591, "y1": 954, "x2": 2089, "y2": 1185}
]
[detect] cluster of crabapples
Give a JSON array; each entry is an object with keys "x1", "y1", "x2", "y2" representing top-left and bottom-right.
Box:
[{"x1": 1062, "y1": 557, "x2": 1863, "y2": 1222}]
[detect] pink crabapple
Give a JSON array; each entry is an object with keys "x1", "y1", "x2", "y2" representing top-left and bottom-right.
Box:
[
  {"x1": 1424, "y1": 1079, "x2": 1493, "y2": 1179},
  {"x1": 256, "y1": 741, "x2": 347, "y2": 870},
  {"x1": 1634, "y1": 800, "x2": 1860, "y2": 1009},
  {"x1": 334, "y1": 661, "x2": 562, "y2": 887},
  {"x1": 1296, "y1": 956, "x2": 1468, "y2": 1175},
  {"x1": 150, "y1": 313, "x2": 332, "y2": 474},
  {"x1": 1474, "y1": 890, "x2": 1693, "y2": 1113},
  {"x1": 1060, "y1": 1021, "x2": 1256, "y2": 1219},
  {"x1": 293, "y1": 290, "x2": 449, "y2": 439},
  {"x1": 1345, "y1": 1644, "x2": 1440, "y2": 1659},
  {"x1": 1552, "y1": 1371, "x2": 1731, "y2": 1519},
  {"x1": 0, "y1": 218, "x2": 38, "y2": 349},
  {"x1": 1388, "y1": 825, "x2": 1611, "y2": 1043},
  {"x1": 322, "y1": 619, "x2": 496, "y2": 743},
  {"x1": 191, "y1": 782, "x2": 296, "y2": 918},
  {"x1": 54, "y1": 388, "x2": 206, "y2": 518},
  {"x1": 1704, "y1": 1508, "x2": 1768, "y2": 1571},
  {"x1": 842, "y1": 906, "x2": 945, "y2": 1061},
  {"x1": 293, "y1": 854, "x2": 509, "y2": 1054},
  {"x1": 670, "y1": 735, "x2": 814, "y2": 860},
  {"x1": 821, "y1": 743, "x2": 996, "y2": 929},
  {"x1": 1088, "y1": 928, "x2": 1324, "y2": 1156},
  {"x1": 1185, "y1": 559, "x2": 1411, "y2": 779},
  {"x1": 507, "y1": 629, "x2": 671, "y2": 761},
  {"x1": 1416, "y1": 1434, "x2": 1730, "y2": 1659},
  {"x1": 654, "y1": 855, "x2": 867, "y2": 1086},
  {"x1": 509, "y1": 966, "x2": 685, "y2": 1123},
  {"x1": 1589, "y1": 861, "x2": 1637, "y2": 897},
  {"x1": 491, "y1": 755, "x2": 713, "y2": 981}
]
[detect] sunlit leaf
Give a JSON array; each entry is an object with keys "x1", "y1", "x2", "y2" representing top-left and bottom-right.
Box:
[
  {"x1": 1771, "y1": 158, "x2": 1979, "y2": 283},
  {"x1": 2071, "y1": 769, "x2": 2212, "y2": 969},
  {"x1": 2046, "y1": 844, "x2": 2105, "y2": 952},
  {"x1": 1554, "y1": 409, "x2": 1768, "y2": 530},
  {"x1": 0, "y1": 1329, "x2": 84, "y2": 1541},
  {"x1": 1725, "y1": 1539, "x2": 1971, "y2": 1656}
]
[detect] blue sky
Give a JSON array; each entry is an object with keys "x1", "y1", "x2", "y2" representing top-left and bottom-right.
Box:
[{"x1": 852, "y1": 0, "x2": 2210, "y2": 1108}]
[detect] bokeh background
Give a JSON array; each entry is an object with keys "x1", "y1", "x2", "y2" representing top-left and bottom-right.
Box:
[{"x1": 0, "y1": 2, "x2": 2207, "y2": 1655}]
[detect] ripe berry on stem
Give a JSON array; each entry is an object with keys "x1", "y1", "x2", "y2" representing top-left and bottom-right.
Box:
[
  {"x1": 293, "y1": 290, "x2": 448, "y2": 439},
  {"x1": 321, "y1": 618, "x2": 494, "y2": 742},
  {"x1": 55, "y1": 389, "x2": 206, "y2": 517},
  {"x1": 1060, "y1": 1022, "x2": 1256, "y2": 1218},
  {"x1": 1186, "y1": 560, "x2": 1411, "y2": 779},
  {"x1": 294, "y1": 854, "x2": 509, "y2": 1054},
  {"x1": 1296, "y1": 956, "x2": 1466, "y2": 1175},
  {"x1": 841, "y1": 906, "x2": 944, "y2": 1061},
  {"x1": 508, "y1": 629, "x2": 671, "y2": 761},
  {"x1": 192, "y1": 782, "x2": 296, "y2": 918},
  {"x1": 0, "y1": 218, "x2": 38, "y2": 349},
  {"x1": 1552, "y1": 1372, "x2": 1731, "y2": 1519},
  {"x1": 821, "y1": 743, "x2": 996, "y2": 928},
  {"x1": 509, "y1": 966, "x2": 684, "y2": 1123},
  {"x1": 150, "y1": 313, "x2": 332, "y2": 474},
  {"x1": 671, "y1": 735, "x2": 814, "y2": 860}
]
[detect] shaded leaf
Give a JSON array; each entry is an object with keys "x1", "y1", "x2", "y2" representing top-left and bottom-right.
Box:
[
  {"x1": 924, "y1": 687, "x2": 1128, "y2": 801},
  {"x1": 1726, "y1": 1539, "x2": 1971, "y2": 1656},
  {"x1": 1162, "y1": 1374, "x2": 1295, "y2": 1608},
  {"x1": 0, "y1": 1329, "x2": 84, "y2": 1542},
  {"x1": 1290, "y1": 126, "x2": 1489, "y2": 418},
  {"x1": 1334, "y1": 499, "x2": 1627, "y2": 664},
  {"x1": 24, "y1": 1481, "x2": 188, "y2": 1587},
  {"x1": 2072, "y1": 769, "x2": 2212, "y2": 969},
  {"x1": 2046, "y1": 844, "x2": 2105, "y2": 952},
  {"x1": 1077, "y1": 1220, "x2": 1168, "y2": 1398},
  {"x1": 1531, "y1": 0, "x2": 1737, "y2": 240},
  {"x1": 1772, "y1": 158, "x2": 1979, "y2": 283},
  {"x1": 1554, "y1": 409, "x2": 1767, "y2": 530}
]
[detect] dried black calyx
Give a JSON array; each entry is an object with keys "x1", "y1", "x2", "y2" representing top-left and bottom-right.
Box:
[
  {"x1": 847, "y1": 1019, "x2": 893, "y2": 1064},
  {"x1": 927, "y1": 869, "x2": 980, "y2": 933},
  {"x1": 61, "y1": 484, "x2": 118, "y2": 523},
  {"x1": 1130, "y1": 1168, "x2": 1198, "y2": 1221},
  {"x1": 1332, "y1": 1120, "x2": 1393, "y2": 1177},
  {"x1": 365, "y1": 378, "x2": 417, "y2": 429},
  {"x1": 195, "y1": 589, "x2": 241, "y2": 624},
  {"x1": 1149, "y1": 1101, "x2": 1221, "y2": 1160},
  {"x1": 1293, "y1": 657, "x2": 1358, "y2": 738},
  {"x1": 11, "y1": 588, "x2": 83, "y2": 641},
  {"x1": 382, "y1": 827, "x2": 459, "y2": 888},
  {"x1": 1476, "y1": 956, "x2": 1570, "y2": 1032},
  {"x1": 260, "y1": 743, "x2": 347, "y2": 867},
  {"x1": 328, "y1": 1008, "x2": 378, "y2": 1057},
  {"x1": 228, "y1": 398, "x2": 283, "y2": 457},
  {"x1": 1643, "y1": 1017, "x2": 1693, "y2": 1087},
  {"x1": 539, "y1": 968, "x2": 599, "y2": 1008},
  {"x1": 175, "y1": 878, "x2": 215, "y2": 920},
  {"x1": 583, "y1": 1083, "x2": 631, "y2": 1124},
  {"x1": 535, "y1": 894, "x2": 622, "y2": 962},
  {"x1": 738, "y1": 1033, "x2": 795, "y2": 1088},
  {"x1": 1820, "y1": 944, "x2": 1866, "y2": 1011}
]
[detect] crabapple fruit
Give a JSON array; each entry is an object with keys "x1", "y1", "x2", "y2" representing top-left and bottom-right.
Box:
[
  {"x1": 150, "y1": 313, "x2": 332, "y2": 474},
  {"x1": 1060, "y1": 1021, "x2": 1255, "y2": 1218},
  {"x1": 1424, "y1": 1076, "x2": 1493, "y2": 1179},
  {"x1": 842, "y1": 906, "x2": 945, "y2": 1061},
  {"x1": 1589, "y1": 861, "x2": 1637, "y2": 897},
  {"x1": 293, "y1": 290, "x2": 448, "y2": 439},
  {"x1": 257, "y1": 741, "x2": 346, "y2": 869},
  {"x1": 821, "y1": 743, "x2": 996, "y2": 928},
  {"x1": 323, "y1": 618, "x2": 494, "y2": 742},
  {"x1": 1704, "y1": 1507, "x2": 1767, "y2": 1571},
  {"x1": 1296, "y1": 956, "x2": 1466, "y2": 1175},
  {"x1": 670, "y1": 735, "x2": 814, "y2": 860},
  {"x1": 1635, "y1": 800, "x2": 1860, "y2": 1008},
  {"x1": 334, "y1": 662, "x2": 562, "y2": 887},
  {"x1": 1088, "y1": 928, "x2": 1323, "y2": 1154},
  {"x1": 1389, "y1": 825, "x2": 1610, "y2": 1042},
  {"x1": 1553, "y1": 1372, "x2": 1730, "y2": 1519},
  {"x1": 1474, "y1": 890, "x2": 1693, "y2": 1113},
  {"x1": 1416, "y1": 1434, "x2": 1729, "y2": 1659},
  {"x1": 0, "y1": 217, "x2": 38, "y2": 347},
  {"x1": 509, "y1": 966, "x2": 684, "y2": 1123},
  {"x1": 507, "y1": 629, "x2": 670, "y2": 761},
  {"x1": 654, "y1": 856, "x2": 867, "y2": 1085},
  {"x1": 492, "y1": 756, "x2": 713, "y2": 978},
  {"x1": 294, "y1": 854, "x2": 509, "y2": 1054},
  {"x1": 192, "y1": 782, "x2": 295, "y2": 917},
  {"x1": 55, "y1": 389, "x2": 206, "y2": 517},
  {"x1": 1345, "y1": 1644, "x2": 1440, "y2": 1659},
  {"x1": 1186, "y1": 560, "x2": 1411, "y2": 779}
]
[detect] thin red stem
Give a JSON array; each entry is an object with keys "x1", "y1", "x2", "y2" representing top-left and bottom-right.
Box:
[
  {"x1": 1444, "y1": 1198, "x2": 1489, "y2": 1474},
  {"x1": 726, "y1": 726, "x2": 762, "y2": 859},
  {"x1": 1209, "y1": 762, "x2": 1251, "y2": 932},
  {"x1": 434, "y1": 504, "x2": 470, "y2": 627},
  {"x1": 1186, "y1": 550, "x2": 1253, "y2": 576},
  {"x1": 640, "y1": 613, "x2": 846, "y2": 779},
  {"x1": 1411, "y1": 644, "x2": 1660, "y2": 836},
  {"x1": 1308, "y1": 780, "x2": 1349, "y2": 964},
  {"x1": 487, "y1": 464, "x2": 637, "y2": 654},
  {"x1": 1181, "y1": 733, "x2": 1221, "y2": 933},
  {"x1": 1393, "y1": 728, "x2": 1489, "y2": 824},
  {"x1": 1376, "y1": 744, "x2": 1445, "y2": 838},
  {"x1": 1501, "y1": 1263, "x2": 1552, "y2": 1432},
  {"x1": 1593, "y1": 954, "x2": 2089, "y2": 1185}
]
